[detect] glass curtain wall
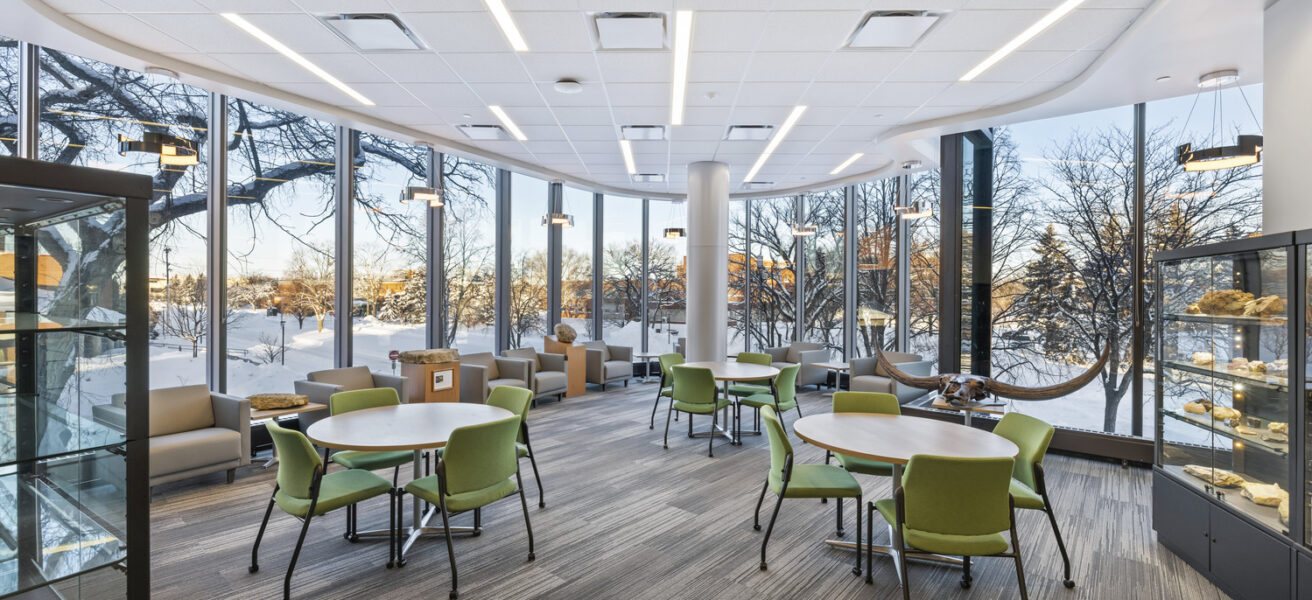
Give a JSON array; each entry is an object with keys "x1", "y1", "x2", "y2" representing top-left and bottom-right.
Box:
[
  {"x1": 801, "y1": 189, "x2": 845, "y2": 354},
  {"x1": 728, "y1": 199, "x2": 748, "y2": 352},
  {"x1": 647, "y1": 199, "x2": 686, "y2": 354},
  {"x1": 225, "y1": 98, "x2": 335, "y2": 396},
  {"x1": 508, "y1": 173, "x2": 548, "y2": 350},
  {"x1": 351, "y1": 133, "x2": 428, "y2": 372},
  {"x1": 38, "y1": 48, "x2": 210, "y2": 388},
  {"x1": 0, "y1": 37, "x2": 16, "y2": 155},
  {"x1": 601, "y1": 195, "x2": 643, "y2": 346},
  {"x1": 906, "y1": 170, "x2": 941, "y2": 368},
  {"x1": 440, "y1": 154, "x2": 497, "y2": 353},
  {"x1": 853, "y1": 178, "x2": 899, "y2": 357},
  {"x1": 561, "y1": 186, "x2": 594, "y2": 340},
  {"x1": 748, "y1": 196, "x2": 797, "y2": 351}
]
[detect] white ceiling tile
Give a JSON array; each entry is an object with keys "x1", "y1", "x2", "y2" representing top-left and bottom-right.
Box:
[
  {"x1": 800, "y1": 82, "x2": 877, "y2": 107},
  {"x1": 916, "y1": 10, "x2": 1048, "y2": 53},
  {"x1": 467, "y1": 82, "x2": 545, "y2": 106},
  {"x1": 365, "y1": 53, "x2": 462, "y2": 84},
  {"x1": 197, "y1": 0, "x2": 299, "y2": 10},
  {"x1": 973, "y1": 51, "x2": 1074, "y2": 82},
  {"x1": 518, "y1": 125, "x2": 568, "y2": 139},
  {"x1": 132, "y1": 14, "x2": 268, "y2": 53},
  {"x1": 1027, "y1": 8, "x2": 1141, "y2": 52},
  {"x1": 518, "y1": 53, "x2": 601, "y2": 83},
  {"x1": 165, "y1": 52, "x2": 241, "y2": 75},
  {"x1": 688, "y1": 52, "x2": 752, "y2": 83},
  {"x1": 570, "y1": 141, "x2": 624, "y2": 154},
  {"x1": 594, "y1": 52, "x2": 672, "y2": 83},
  {"x1": 550, "y1": 107, "x2": 618, "y2": 126},
  {"x1": 887, "y1": 52, "x2": 984, "y2": 82},
  {"x1": 758, "y1": 11, "x2": 864, "y2": 52},
  {"x1": 825, "y1": 125, "x2": 884, "y2": 141},
  {"x1": 106, "y1": 0, "x2": 209, "y2": 11},
  {"x1": 515, "y1": 12, "x2": 595, "y2": 53},
  {"x1": 351, "y1": 83, "x2": 423, "y2": 106},
  {"x1": 743, "y1": 52, "x2": 831, "y2": 83},
  {"x1": 531, "y1": 82, "x2": 608, "y2": 107},
  {"x1": 691, "y1": 11, "x2": 769, "y2": 52},
  {"x1": 403, "y1": 12, "x2": 512, "y2": 54},
  {"x1": 1030, "y1": 51, "x2": 1099, "y2": 82},
  {"x1": 668, "y1": 125, "x2": 721, "y2": 141},
  {"x1": 784, "y1": 126, "x2": 834, "y2": 142},
  {"x1": 863, "y1": 81, "x2": 953, "y2": 107},
  {"x1": 904, "y1": 105, "x2": 975, "y2": 122},
  {"x1": 503, "y1": 107, "x2": 570, "y2": 125},
  {"x1": 610, "y1": 106, "x2": 668, "y2": 123},
  {"x1": 238, "y1": 13, "x2": 356, "y2": 53},
  {"x1": 407, "y1": 83, "x2": 484, "y2": 108},
  {"x1": 441, "y1": 53, "x2": 530, "y2": 83},
  {"x1": 561, "y1": 125, "x2": 623, "y2": 141},
  {"x1": 987, "y1": 80, "x2": 1063, "y2": 107},
  {"x1": 69, "y1": 15, "x2": 196, "y2": 54},
  {"x1": 733, "y1": 82, "x2": 808, "y2": 106},
  {"x1": 925, "y1": 81, "x2": 1019, "y2": 106},
  {"x1": 370, "y1": 106, "x2": 445, "y2": 125},
  {"x1": 604, "y1": 83, "x2": 673, "y2": 107},
  {"x1": 814, "y1": 51, "x2": 909, "y2": 82},
  {"x1": 212, "y1": 53, "x2": 389, "y2": 84},
  {"x1": 524, "y1": 142, "x2": 579, "y2": 155},
  {"x1": 680, "y1": 106, "x2": 731, "y2": 126}
]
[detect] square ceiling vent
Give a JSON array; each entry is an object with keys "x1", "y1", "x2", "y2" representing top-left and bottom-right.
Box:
[
  {"x1": 725, "y1": 125, "x2": 774, "y2": 141},
  {"x1": 458, "y1": 125, "x2": 510, "y2": 141},
  {"x1": 322, "y1": 14, "x2": 426, "y2": 52},
  {"x1": 847, "y1": 11, "x2": 941, "y2": 49},
  {"x1": 594, "y1": 13, "x2": 666, "y2": 50}
]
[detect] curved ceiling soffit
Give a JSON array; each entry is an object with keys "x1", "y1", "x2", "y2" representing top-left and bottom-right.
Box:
[{"x1": 18, "y1": 0, "x2": 1164, "y2": 201}]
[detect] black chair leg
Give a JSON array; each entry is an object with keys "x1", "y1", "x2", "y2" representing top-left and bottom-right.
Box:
[
  {"x1": 1043, "y1": 502, "x2": 1075, "y2": 588},
  {"x1": 753, "y1": 480, "x2": 769, "y2": 531},
  {"x1": 387, "y1": 491, "x2": 396, "y2": 569},
  {"x1": 821, "y1": 451, "x2": 830, "y2": 505},
  {"x1": 961, "y1": 556, "x2": 972, "y2": 588},
  {"x1": 516, "y1": 468, "x2": 536, "y2": 560},
  {"x1": 284, "y1": 511, "x2": 314, "y2": 600},
  {"x1": 853, "y1": 493, "x2": 863, "y2": 576},
  {"x1": 650, "y1": 389, "x2": 662, "y2": 429},
  {"x1": 1010, "y1": 509, "x2": 1030, "y2": 600},
  {"x1": 526, "y1": 449, "x2": 546, "y2": 508},
  {"x1": 663, "y1": 404, "x2": 674, "y2": 449},
  {"x1": 249, "y1": 489, "x2": 277, "y2": 573},
  {"x1": 835, "y1": 497, "x2": 845, "y2": 537},
  {"x1": 439, "y1": 499, "x2": 458, "y2": 599},
  {"x1": 708, "y1": 409, "x2": 716, "y2": 457},
  {"x1": 865, "y1": 501, "x2": 874, "y2": 584},
  {"x1": 759, "y1": 492, "x2": 785, "y2": 570},
  {"x1": 343, "y1": 504, "x2": 354, "y2": 542},
  {"x1": 394, "y1": 490, "x2": 408, "y2": 567}
]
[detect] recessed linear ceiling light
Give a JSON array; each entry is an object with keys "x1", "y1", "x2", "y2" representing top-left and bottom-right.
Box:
[
  {"x1": 743, "y1": 105, "x2": 807, "y2": 183},
  {"x1": 670, "y1": 10, "x2": 693, "y2": 126},
  {"x1": 725, "y1": 125, "x2": 774, "y2": 141},
  {"x1": 621, "y1": 125, "x2": 666, "y2": 141},
  {"x1": 830, "y1": 152, "x2": 864, "y2": 176},
  {"x1": 594, "y1": 13, "x2": 667, "y2": 49},
  {"x1": 322, "y1": 14, "x2": 425, "y2": 52},
  {"x1": 482, "y1": 0, "x2": 529, "y2": 52},
  {"x1": 458, "y1": 125, "x2": 510, "y2": 141},
  {"x1": 487, "y1": 106, "x2": 528, "y2": 141},
  {"x1": 742, "y1": 181, "x2": 774, "y2": 190},
  {"x1": 848, "y1": 11, "x2": 941, "y2": 49},
  {"x1": 619, "y1": 139, "x2": 638, "y2": 174},
  {"x1": 959, "y1": 0, "x2": 1085, "y2": 82},
  {"x1": 633, "y1": 173, "x2": 666, "y2": 183},
  {"x1": 221, "y1": 13, "x2": 375, "y2": 106}
]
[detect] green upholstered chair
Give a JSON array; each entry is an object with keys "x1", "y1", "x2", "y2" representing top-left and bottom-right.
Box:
[
  {"x1": 397, "y1": 415, "x2": 534, "y2": 600},
  {"x1": 249, "y1": 421, "x2": 393, "y2": 600},
  {"x1": 993, "y1": 412, "x2": 1073, "y2": 588},
  {"x1": 824, "y1": 391, "x2": 899, "y2": 477},
  {"x1": 649, "y1": 353, "x2": 684, "y2": 429},
  {"x1": 486, "y1": 386, "x2": 545, "y2": 509},
  {"x1": 727, "y1": 352, "x2": 774, "y2": 398},
  {"x1": 737, "y1": 363, "x2": 801, "y2": 436},
  {"x1": 753, "y1": 406, "x2": 862, "y2": 575},
  {"x1": 327, "y1": 388, "x2": 413, "y2": 542},
  {"x1": 664, "y1": 365, "x2": 732, "y2": 458},
  {"x1": 868, "y1": 454, "x2": 1027, "y2": 600}
]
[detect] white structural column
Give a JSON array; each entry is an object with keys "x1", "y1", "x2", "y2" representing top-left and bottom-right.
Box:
[
  {"x1": 685, "y1": 161, "x2": 730, "y2": 362},
  {"x1": 1262, "y1": 0, "x2": 1312, "y2": 233}
]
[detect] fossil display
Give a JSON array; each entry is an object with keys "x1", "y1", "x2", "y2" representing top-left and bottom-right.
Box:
[
  {"x1": 1193, "y1": 289, "x2": 1256, "y2": 316},
  {"x1": 1279, "y1": 497, "x2": 1290, "y2": 525},
  {"x1": 1241, "y1": 481, "x2": 1288, "y2": 507},
  {"x1": 1268, "y1": 421, "x2": 1289, "y2": 435},
  {"x1": 1211, "y1": 406, "x2": 1242, "y2": 420},
  {"x1": 1183, "y1": 399, "x2": 1212, "y2": 414},
  {"x1": 873, "y1": 344, "x2": 1109, "y2": 407},
  {"x1": 1242, "y1": 294, "x2": 1286, "y2": 317},
  {"x1": 1190, "y1": 351, "x2": 1214, "y2": 365},
  {"x1": 1183, "y1": 464, "x2": 1245, "y2": 488}
]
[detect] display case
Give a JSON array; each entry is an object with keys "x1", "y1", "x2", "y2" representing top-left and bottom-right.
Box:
[{"x1": 0, "y1": 157, "x2": 150, "y2": 599}]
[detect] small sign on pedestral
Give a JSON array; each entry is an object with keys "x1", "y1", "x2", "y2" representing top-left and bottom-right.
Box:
[{"x1": 388, "y1": 350, "x2": 400, "y2": 361}]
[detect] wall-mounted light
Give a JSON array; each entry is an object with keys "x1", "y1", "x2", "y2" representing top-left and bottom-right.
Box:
[
  {"x1": 542, "y1": 212, "x2": 574, "y2": 227},
  {"x1": 791, "y1": 223, "x2": 817, "y2": 237},
  {"x1": 400, "y1": 186, "x2": 442, "y2": 207},
  {"x1": 119, "y1": 133, "x2": 198, "y2": 166},
  {"x1": 663, "y1": 227, "x2": 686, "y2": 240}
]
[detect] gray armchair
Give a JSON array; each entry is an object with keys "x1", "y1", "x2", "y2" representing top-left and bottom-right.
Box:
[
  {"x1": 849, "y1": 352, "x2": 934, "y2": 403},
  {"x1": 459, "y1": 352, "x2": 531, "y2": 403},
  {"x1": 294, "y1": 366, "x2": 409, "y2": 430},
  {"x1": 503, "y1": 347, "x2": 569, "y2": 405},
  {"x1": 764, "y1": 341, "x2": 830, "y2": 388},
  {"x1": 94, "y1": 384, "x2": 250, "y2": 489},
  {"x1": 581, "y1": 340, "x2": 633, "y2": 389}
]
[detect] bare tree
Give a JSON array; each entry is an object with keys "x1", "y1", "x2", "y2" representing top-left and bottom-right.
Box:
[
  {"x1": 256, "y1": 332, "x2": 283, "y2": 364},
  {"x1": 285, "y1": 245, "x2": 335, "y2": 333}
]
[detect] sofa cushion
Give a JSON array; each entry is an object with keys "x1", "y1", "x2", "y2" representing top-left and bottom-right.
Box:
[
  {"x1": 534, "y1": 371, "x2": 568, "y2": 394},
  {"x1": 488, "y1": 377, "x2": 525, "y2": 391},
  {"x1": 149, "y1": 427, "x2": 241, "y2": 478},
  {"x1": 149, "y1": 385, "x2": 215, "y2": 438},
  {"x1": 462, "y1": 353, "x2": 500, "y2": 379},
  {"x1": 603, "y1": 360, "x2": 631, "y2": 380},
  {"x1": 582, "y1": 340, "x2": 610, "y2": 361},
  {"x1": 308, "y1": 366, "x2": 374, "y2": 392},
  {"x1": 503, "y1": 347, "x2": 541, "y2": 370},
  {"x1": 850, "y1": 375, "x2": 894, "y2": 394},
  {"x1": 784, "y1": 346, "x2": 802, "y2": 364}
]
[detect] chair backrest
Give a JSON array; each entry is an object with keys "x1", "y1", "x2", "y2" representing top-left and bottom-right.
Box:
[
  {"x1": 486, "y1": 386, "x2": 533, "y2": 442},
  {"x1": 441, "y1": 415, "x2": 522, "y2": 497},
  {"x1": 503, "y1": 347, "x2": 541, "y2": 370},
  {"x1": 736, "y1": 352, "x2": 772, "y2": 366},
  {"x1": 832, "y1": 391, "x2": 900, "y2": 415},
  {"x1": 901, "y1": 454, "x2": 1015, "y2": 537},
  {"x1": 760, "y1": 406, "x2": 793, "y2": 487},
  {"x1": 308, "y1": 366, "x2": 375, "y2": 391},
  {"x1": 670, "y1": 365, "x2": 717, "y2": 406},
  {"x1": 461, "y1": 352, "x2": 500, "y2": 379},
  {"x1": 148, "y1": 384, "x2": 214, "y2": 437},
  {"x1": 329, "y1": 387, "x2": 401, "y2": 416},
  {"x1": 875, "y1": 352, "x2": 921, "y2": 377},
  {"x1": 773, "y1": 363, "x2": 800, "y2": 404},
  {"x1": 658, "y1": 353, "x2": 685, "y2": 380},
  {"x1": 267, "y1": 420, "x2": 323, "y2": 501},
  {"x1": 785, "y1": 341, "x2": 823, "y2": 363},
  {"x1": 581, "y1": 340, "x2": 610, "y2": 360},
  {"x1": 991, "y1": 412, "x2": 1055, "y2": 490}
]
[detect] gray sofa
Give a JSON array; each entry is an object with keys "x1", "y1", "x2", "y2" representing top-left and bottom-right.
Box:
[
  {"x1": 503, "y1": 347, "x2": 569, "y2": 405},
  {"x1": 849, "y1": 352, "x2": 934, "y2": 403},
  {"x1": 294, "y1": 366, "x2": 408, "y2": 430},
  {"x1": 93, "y1": 384, "x2": 250, "y2": 489},
  {"x1": 582, "y1": 340, "x2": 633, "y2": 389},
  {"x1": 764, "y1": 342, "x2": 830, "y2": 388},
  {"x1": 459, "y1": 352, "x2": 531, "y2": 403}
]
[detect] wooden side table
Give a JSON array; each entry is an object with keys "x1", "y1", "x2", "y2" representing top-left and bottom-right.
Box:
[
  {"x1": 401, "y1": 358, "x2": 461, "y2": 403},
  {"x1": 250, "y1": 402, "x2": 327, "y2": 468},
  {"x1": 544, "y1": 335, "x2": 587, "y2": 397}
]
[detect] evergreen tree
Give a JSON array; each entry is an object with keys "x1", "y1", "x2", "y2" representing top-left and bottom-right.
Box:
[{"x1": 1018, "y1": 224, "x2": 1078, "y2": 357}]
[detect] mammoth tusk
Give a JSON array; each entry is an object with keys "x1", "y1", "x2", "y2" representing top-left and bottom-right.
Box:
[
  {"x1": 873, "y1": 346, "x2": 942, "y2": 390},
  {"x1": 985, "y1": 343, "x2": 1112, "y2": 401}
]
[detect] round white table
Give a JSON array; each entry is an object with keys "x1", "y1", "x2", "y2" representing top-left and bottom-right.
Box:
[
  {"x1": 792, "y1": 412, "x2": 1019, "y2": 583},
  {"x1": 306, "y1": 403, "x2": 513, "y2": 561},
  {"x1": 681, "y1": 361, "x2": 779, "y2": 444}
]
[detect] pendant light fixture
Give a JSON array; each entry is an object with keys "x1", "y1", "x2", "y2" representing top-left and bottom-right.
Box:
[
  {"x1": 118, "y1": 133, "x2": 198, "y2": 166},
  {"x1": 1175, "y1": 70, "x2": 1263, "y2": 172},
  {"x1": 663, "y1": 227, "x2": 686, "y2": 239},
  {"x1": 542, "y1": 212, "x2": 574, "y2": 227},
  {"x1": 400, "y1": 186, "x2": 443, "y2": 207},
  {"x1": 790, "y1": 223, "x2": 817, "y2": 237}
]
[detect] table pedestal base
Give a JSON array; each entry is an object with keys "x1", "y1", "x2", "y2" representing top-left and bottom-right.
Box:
[{"x1": 824, "y1": 537, "x2": 964, "y2": 586}]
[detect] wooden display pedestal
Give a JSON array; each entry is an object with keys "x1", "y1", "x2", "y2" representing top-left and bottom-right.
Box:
[
  {"x1": 401, "y1": 359, "x2": 461, "y2": 403},
  {"x1": 544, "y1": 335, "x2": 587, "y2": 398}
]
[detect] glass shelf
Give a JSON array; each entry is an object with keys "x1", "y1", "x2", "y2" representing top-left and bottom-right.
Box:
[
  {"x1": 1160, "y1": 463, "x2": 1289, "y2": 536},
  {"x1": 1161, "y1": 312, "x2": 1287, "y2": 327},
  {"x1": 0, "y1": 314, "x2": 125, "y2": 336},
  {"x1": 0, "y1": 473, "x2": 125, "y2": 598},
  {"x1": 1161, "y1": 360, "x2": 1289, "y2": 391},
  {"x1": 0, "y1": 395, "x2": 126, "y2": 469},
  {"x1": 1162, "y1": 408, "x2": 1289, "y2": 456}
]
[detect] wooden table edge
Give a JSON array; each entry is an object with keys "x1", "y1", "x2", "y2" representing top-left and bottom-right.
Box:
[
  {"x1": 250, "y1": 402, "x2": 328, "y2": 421},
  {"x1": 792, "y1": 413, "x2": 1019, "y2": 465},
  {"x1": 304, "y1": 404, "x2": 514, "y2": 452}
]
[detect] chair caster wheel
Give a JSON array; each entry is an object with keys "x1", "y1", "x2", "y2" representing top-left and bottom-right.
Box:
[
  {"x1": 449, "y1": 591, "x2": 458, "y2": 600},
  {"x1": 865, "y1": 576, "x2": 873, "y2": 585},
  {"x1": 539, "y1": 501, "x2": 545, "y2": 508},
  {"x1": 471, "y1": 530, "x2": 481, "y2": 537},
  {"x1": 1064, "y1": 580, "x2": 1075, "y2": 589},
  {"x1": 528, "y1": 552, "x2": 536, "y2": 561},
  {"x1": 248, "y1": 565, "x2": 258, "y2": 574},
  {"x1": 851, "y1": 567, "x2": 861, "y2": 576},
  {"x1": 753, "y1": 524, "x2": 761, "y2": 531},
  {"x1": 386, "y1": 562, "x2": 394, "y2": 569},
  {"x1": 836, "y1": 530, "x2": 845, "y2": 538},
  {"x1": 821, "y1": 498, "x2": 828, "y2": 504},
  {"x1": 759, "y1": 562, "x2": 768, "y2": 571},
  {"x1": 960, "y1": 580, "x2": 971, "y2": 589}
]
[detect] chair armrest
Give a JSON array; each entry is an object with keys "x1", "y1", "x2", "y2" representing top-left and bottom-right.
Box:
[
  {"x1": 460, "y1": 364, "x2": 489, "y2": 402},
  {"x1": 372, "y1": 372, "x2": 410, "y2": 403},
  {"x1": 901, "y1": 360, "x2": 933, "y2": 377},
  {"x1": 849, "y1": 356, "x2": 877, "y2": 377},
  {"x1": 539, "y1": 352, "x2": 566, "y2": 373},
  {"x1": 293, "y1": 380, "x2": 342, "y2": 405},
  {"x1": 764, "y1": 347, "x2": 788, "y2": 362},
  {"x1": 495, "y1": 357, "x2": 533, "y2": 385},
  {"x1": 211, "y1": 392, "x2": 251, "y2": 467},
  {"x1": 585, "y1": 349, "x2": 605, "y2": 382},
  {"x1": 797, "y1": 349, "x2": 829, "y2": 364},
  {"x1": 608, "y1": 345, "x2": 633, "y2": 362}
]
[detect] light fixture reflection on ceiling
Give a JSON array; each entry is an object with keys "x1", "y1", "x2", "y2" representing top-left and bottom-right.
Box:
[
  {"x1": 743, "y1": 105, "x2": 807, "y2": 183},
  {"x1": 1175, "y1": 70, "x2": 1263, "y2": 172},
  {"x1": 902, "y1": 160, "x2": 922, "y2": 170},
  {"x1": 670, "y1": 10, "x2": 694, "y2": 126},
  {"x1": 959, "y1": 0, "x2": 1085, "y2": 82},
  {"x1": 791, "y1": 223, "x2": 817, "y2": 237},
  {"x1": 901, "y1": 204, "x2": 932, "y2": 220},
  {"x1": 663, "y1": 227, "x2": 686, "y2": 239},
  {"x1": 619, "y1": 139, "x2": 637, "y2": 174},
  {"x1": 830, "y1": 152, "x2": 864, "y2": 175},
  {"x1": 119, "y1": 133, "x2": 198, "y2": 166},
  {"x1": 488, "y1": 105, "x2": 528, "y2": 141},
  {"x1": 483, "y1": 0, "x2": 529, "y2": 52},
  {"x1": 220, "y1": 13, "x2": 375, "y2": 105},
  {"x1": 542, "y1": 212, "x2": 574, "y2": 227},
  {"x1": 400, "y1": 186, "x2": 442, "y2": 207}
]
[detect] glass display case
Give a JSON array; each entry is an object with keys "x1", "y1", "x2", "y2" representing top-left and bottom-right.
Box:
[{"x1": 0, "y1": 157, "x2": 149, "y2": 599}]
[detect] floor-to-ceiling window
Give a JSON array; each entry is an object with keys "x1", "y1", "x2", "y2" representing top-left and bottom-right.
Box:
[
  {"x1": 351, "y1": 133, "x2": 428, "y2": 372},
  {"x1": 647, "y1": 199, "x2": 686, "y2": 354},
  {"x1": 561, "y1": 186, "x2": 594, "y2": 340},
  {"x1": 38, "y1": 48, "x2": 210, "y2": 389},
  {"x1": 0, "y1": 37, "x2": 16, "y2": 155},
  {"x1": 728, "y1": 200, "x2": 748, "y2": 352},
  {"x1": 440, "y1": 154, "x2": 497, "y2": 353},
  {"x1": 601, "y1": 195, "x2": 643, "y2": 346},
  {"x1": 225, "y1": 98, "x2": 335, "y2": 396},
  {"x1": 748, "y1": 196, "x2": 797, "y2": 351},
  {"x1": 801, "y1": 189, "x2": 844, "y2": 356},
  {"x1": 508, "y1": 173, "x2": 548, "y2": 351},
  {"x1": 853, "y1": 178, "x2": 898, "y2": 357},
  {"x1": 906, "y1": 170, "x2": 940, "y2": 368}
]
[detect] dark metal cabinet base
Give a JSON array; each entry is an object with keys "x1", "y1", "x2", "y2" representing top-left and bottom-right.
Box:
[{"x1": 1153, "y1": 470, "x2": 1211, "y2": 571}]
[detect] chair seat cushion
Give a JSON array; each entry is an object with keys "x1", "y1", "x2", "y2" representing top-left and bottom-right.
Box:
[
  {"x1": 672, "y1": 397, "x2": 732, "y2": 414},
  {"x1": 776, "y1": 464, "x2": 861, "y2": 499},
  {"x1": 1009, "y1": 478, "x2": 1045, "y2": 510},
  {"x1": 836, "y1": 452, "x2": 894, "y2": 477},
  {"x1": 436, "y1": 444, "x2": 529, "y2": 459},
  {"x1": 149, "y1": 427, "x2": 241, "y2": 478},
  {"x1": 534, "y1": 371, "x2": 568, "y2": 394},
  {"x1": 603, "y1": 360, "x2": 631, "y2": 380},
  {"x1": 277, "y1": 469, "x2": 391, "y2": 517},
  {"x1": 873, "y1": 499, "x2": 1009, "y2": 556},
  {"x1": 739, "y1": 392, "x2": 797, "y2": 412},
  {"x1": 727, "y1": 383, "x2": 770, "y2": 397},
  {"x1": 332, "y1": 450, "x2": 412, "y2": 472},
  {"x1": 406, "y1": 474, "x2": 517, "y2": 513},
  {"x1": 849, "y1": 375, "x2": 894, "y2": 394},
  {"x1": 488, "y1": 377, "x2": 526, "y2": 390}
]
